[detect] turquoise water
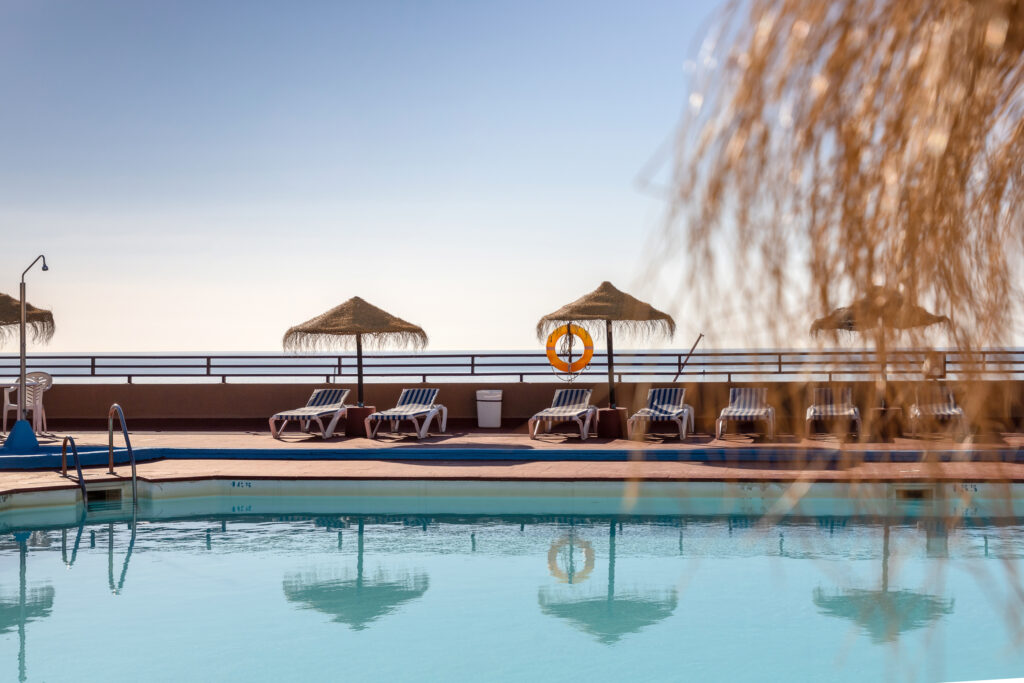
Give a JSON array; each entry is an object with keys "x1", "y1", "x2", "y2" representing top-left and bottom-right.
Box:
[{"x1": 2, "y1": 501, "x2": 1023, "y2": 682}]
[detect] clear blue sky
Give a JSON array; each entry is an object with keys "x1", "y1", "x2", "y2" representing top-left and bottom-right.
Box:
[{"x1": 0, "y1": 0, "x2": 718, "y2": 352}]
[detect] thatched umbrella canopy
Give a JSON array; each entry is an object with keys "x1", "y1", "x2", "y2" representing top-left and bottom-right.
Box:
[
  {"x1": 811, "y1": 287, "x2": 950, "y2": 403},
  {"x1": 0, "y1": 293, "x2": 54, "y2": 346},
  {"x1": 283, "y1": 296, "x2": 427, "y2": 406},
  {"x1": 537, "y1": 282, "x2": 675, "y2": 407},
  {"x1": 810, "y1": 287, "x2": 950, "y2": 335}
]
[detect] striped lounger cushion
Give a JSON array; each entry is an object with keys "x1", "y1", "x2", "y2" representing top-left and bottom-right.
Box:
[
  {"x1": 533, "y1": 389, "x2": 593, "y2": 420},
  {"x1": 631, "y1": 387, "x2": 689, "y2": 420},
  {"x1": 719, "y1": 388, "x2": 772, "y2": 420},
  {"x1": 629, "y1": 387, "x2": 693, "y2": 439},
  {"x1": 368, "y1": 388, "x2": 440, "y2": 420},
  {"x1": 272, "y1": 388, "x2": 350, "y2": 422},
  {"x1": 916, "y1": 388, "x2": 963, "y2": 418},
  {"x1": 806, "y1": 388, "x2": 858, "y2": 420}
]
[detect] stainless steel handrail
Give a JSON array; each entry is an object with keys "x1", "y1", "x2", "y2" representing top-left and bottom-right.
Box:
[
  {"x1": 107, "y1": 403, "x2": 137, "y2": 504},
  {"x1": 60, "y1": 435, "x2": 87, "y2": 504}
]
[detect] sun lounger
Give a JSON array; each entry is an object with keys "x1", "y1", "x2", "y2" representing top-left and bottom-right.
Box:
[
  {"x1": 364, "y1": 388, "x2": 447, "y2": 439},
  {"x1": 270, "y1": 388, "x2": 351, "y2": 439},
  {"x1": 805, "y1": 387, "x2": 861, "y2": 437},
  {"x1": 627, "y1": 387, "x2": 694, "y2": 440},
  {"x1": 909, "y1": 384, "x2": 967, "y2": 438},
  {"x1": 715, "y1": 387, "x2": 775, "y2": 439},
  {"x1": 528, "y1": 388, "x2": 598, "y2": 440}
]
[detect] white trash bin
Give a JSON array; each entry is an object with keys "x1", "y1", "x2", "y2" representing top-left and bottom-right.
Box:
[{"x1": 476, "y1": 390, "x2": 502, "y2": 428}]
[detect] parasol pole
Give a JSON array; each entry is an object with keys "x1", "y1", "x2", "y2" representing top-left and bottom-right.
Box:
[
  {"x1": 356, "y1": 334, "x2": 364, "y2": 407},
  {"x1": 606, "y1": 319, "x2": 616, "y2": 408}
]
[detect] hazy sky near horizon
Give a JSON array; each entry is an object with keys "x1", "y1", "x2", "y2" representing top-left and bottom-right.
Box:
[{"x1": 1, "y1": 0, "x2": 723, "y2": 352}]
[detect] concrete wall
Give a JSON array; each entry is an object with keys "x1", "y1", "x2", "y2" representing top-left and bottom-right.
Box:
[{"x1": 39, "y1": 380, "x2": 1024, "y2": 434}]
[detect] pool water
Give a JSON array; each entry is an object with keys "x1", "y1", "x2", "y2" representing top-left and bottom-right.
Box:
[{"x1": 2, "y1": 499, "x2": 1023, "y2": 682}]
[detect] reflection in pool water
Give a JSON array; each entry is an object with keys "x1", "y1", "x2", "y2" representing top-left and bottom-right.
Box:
[
  {"x1": 539, "y1": 522, "x2": 678, "y2": 644},
  {"x1": 0, "y1": 506, "x2": 1021, "y2": 681},
  {"x1": 283, "y1": 521, "x2": 430, "y2": 630}
]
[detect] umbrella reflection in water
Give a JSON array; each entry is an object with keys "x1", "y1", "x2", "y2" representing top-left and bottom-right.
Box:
[
  {"x1": 538, "y1": 521, "x2": 678, "y2": 644},
  {"x1": 283, "y1": 520, "x2": 429, "y2": 631},
  {"x1": 812, "y1": 522, "x2": 954, "y2": 644},
  {"x1": 1, "y1": 532, "x2": 54, "y2": 682}
]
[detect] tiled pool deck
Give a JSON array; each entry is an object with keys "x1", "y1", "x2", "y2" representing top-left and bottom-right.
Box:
[{"x1": 1, "y1": 430, "x2": 1023, "y2": 497}]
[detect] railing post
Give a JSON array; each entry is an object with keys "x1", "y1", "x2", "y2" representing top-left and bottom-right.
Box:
[
  {"x1": 206, "y1": 357, "x2": 212, "y2": 376},
  {"x1": 470, "y1": 355, "x2": 475, "y2": 375},
  {"x1": 91, "y1": 357, "x2": 96, "y2": 376}
]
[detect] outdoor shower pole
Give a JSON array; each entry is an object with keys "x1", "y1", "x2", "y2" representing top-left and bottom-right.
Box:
[
  {"x1": 606, "y1": 319, "x2": 616, "y2": 408},
  {"x1": 356, "y1": 334, "x2": 364, "y2": 407},
  {"x1": 18, "y1": 255, "x2": 48, "y2": 422}
]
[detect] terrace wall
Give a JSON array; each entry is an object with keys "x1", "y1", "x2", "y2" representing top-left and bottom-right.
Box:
[{"x1": 40, "y1": 380, "x2": 1024, "y2": 434}]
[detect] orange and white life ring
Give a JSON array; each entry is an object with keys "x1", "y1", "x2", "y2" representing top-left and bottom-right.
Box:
[{"x1": 545, "y1": 324, "x2": 594, "y2": 373}]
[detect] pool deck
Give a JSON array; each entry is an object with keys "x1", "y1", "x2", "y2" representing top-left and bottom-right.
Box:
[{"x1": 1, "y1": 430, "x2": 1023, "y2": 497}]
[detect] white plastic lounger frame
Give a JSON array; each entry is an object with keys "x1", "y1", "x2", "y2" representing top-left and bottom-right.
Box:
[
  {"x1": 805, "y1": 387, "x2": 861, "y2": 437},
  {"x1": 270, "y1": 388, "x2": 351, "y2": 439},
  {"x1": 528, "y1": 388, "x2": 598, "y2": 441},
  {"x1": 715, "y1": 387, "x2": 775, "y2": 440},
  {"x1": 909, "y1": 385, "x2": 968, "y2": 438},
  {"x1": 365, "y1": 388, "x2": 448, "y2": 440},
  {"x1": 627, "y1": 387, "x2": 694, "y2": 440}
]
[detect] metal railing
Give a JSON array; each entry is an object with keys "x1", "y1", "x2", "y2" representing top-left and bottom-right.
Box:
[
  {"x1": 60, "y1": 435, "x2": 87, "y2": 504},
  {"x1": 108, "y1": 403, "x2": 137, "y2": 504},
  {"x1": 1, "y1": 349, "x2": 1022, "y2": 384}
]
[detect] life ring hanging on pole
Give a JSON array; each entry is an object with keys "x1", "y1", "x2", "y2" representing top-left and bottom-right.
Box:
[{"x1": 545, "y1": 324, "x2": 594, "y2": 374}]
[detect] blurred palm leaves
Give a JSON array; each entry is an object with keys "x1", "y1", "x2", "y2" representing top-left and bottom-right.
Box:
[{"x1": 669, "y1": 0, "x2": 1023, "y2": 347}]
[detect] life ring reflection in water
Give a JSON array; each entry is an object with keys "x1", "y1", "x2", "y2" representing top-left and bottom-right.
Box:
[{"x1": 547, "y1": 536, "x2": 595, "y2": 584}]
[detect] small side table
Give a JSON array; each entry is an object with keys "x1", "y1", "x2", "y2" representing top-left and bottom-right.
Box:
[
  {"x1": 596, "y1": 407, "x2": 628, "y2": 439},
  {"x1": 345, "y1": 406, "x2": 376, "y2": 438},
  {"x1": 869, "y1": 406, "x2": 903, "y2": 442}
]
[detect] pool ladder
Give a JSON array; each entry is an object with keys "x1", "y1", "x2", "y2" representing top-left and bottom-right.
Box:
[
  {"x1": 108, "y1": 403, "x2": 138, "y2": 505},
  {"x1": 59, "y1": 403, "x2": 138, "y2": 506}
]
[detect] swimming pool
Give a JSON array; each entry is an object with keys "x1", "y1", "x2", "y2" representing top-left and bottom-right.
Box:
[{"x1": 2, "y1": 487, "x2": 1022, "y2": 682}]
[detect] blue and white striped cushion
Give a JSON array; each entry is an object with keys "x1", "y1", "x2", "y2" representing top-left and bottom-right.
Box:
[
  {"x1": 918, "y1": 387, "x2": 962, "y2": 418},
  {"x1": 807, "y1": 388, "x2": 858, "y2": 419},
  {"x1": 369, "y1": 388, "x2": 440, "y2": 421},
  {"x1": 720, "y1": 388, "x2": 771, "y2": 420},
  {"x1": 534, "y1": 389, "x2": 593, "y2": 419},
  {"x1": 273, "y1": 388, "x2": 350, "y2": 420},
  {"x1": 632, "y1": 388, "x2": 687, "y2": 420}
]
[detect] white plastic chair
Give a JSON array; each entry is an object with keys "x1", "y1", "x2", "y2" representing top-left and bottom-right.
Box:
[
  {"x1": 23, "y1": 372, "x2": 53, "y2": 433},
  {"x1": 1, "y1": 381, "x2": 16, "y2": 434}
]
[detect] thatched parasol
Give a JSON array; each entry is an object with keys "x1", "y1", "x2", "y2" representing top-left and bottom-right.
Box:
[
  {"x1": 537, "y1": 282, "x2": 675, "y2": 408},
  {"x1": 811, "y1": 287, "x2": 950, "y2": 403},
  {"x1": 538, "y1": 521, "x2": 677, "y2": 644},
  {"x1": 810, "y1": 287, "x2": 950, "y2": 336},
  {"x1": 0, "y1": 293, "x2": 54, "y2": 346},
  {"x1": 283, "y1": 296, "x2": 427, "y2": 406}
]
